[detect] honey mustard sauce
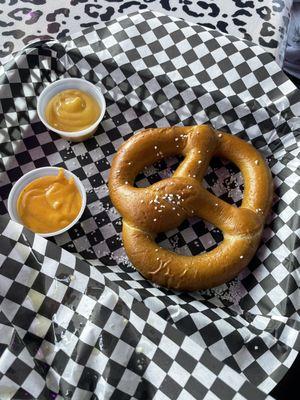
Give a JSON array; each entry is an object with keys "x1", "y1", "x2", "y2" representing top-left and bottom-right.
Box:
[
  {"x1": 45, "y1": 89, "x2": 100, "y2": 132},
  {"x1": 17, "y1": 169, "x2": 82, "y2": 233}
]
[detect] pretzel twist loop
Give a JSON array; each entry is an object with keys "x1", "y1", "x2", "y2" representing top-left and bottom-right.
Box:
[{"x1": 109, "y1": 125, "x2": 273, "y2": 291}]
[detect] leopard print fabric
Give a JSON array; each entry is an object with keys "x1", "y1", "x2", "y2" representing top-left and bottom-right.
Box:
[{"x1": 0, "y1": 0, "x2": 292, "y2": 67}]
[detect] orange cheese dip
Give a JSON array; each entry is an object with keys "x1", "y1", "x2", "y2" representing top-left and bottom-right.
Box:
[
  {"x1": 17, "y1": 169, "x2": 82, "y2": 234},
  {"x1": 45, "y1": 89, "x2": 100, "y2": 132}
]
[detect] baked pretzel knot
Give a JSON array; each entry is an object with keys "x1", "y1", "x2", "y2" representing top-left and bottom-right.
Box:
[{"x1": 109, "y1": 125, "x2": 273, "y2": 291}]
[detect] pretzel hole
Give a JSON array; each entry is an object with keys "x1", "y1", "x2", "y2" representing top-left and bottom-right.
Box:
[
  {"x1": 134, "y1": 155, "x2": 184, "y2": 188},
  {"x1": 204, "y1": 158, "x2": 244, "y2": 207},
  {"x1": 155, "y1": 217, "x2": 223, "y2": 256}
]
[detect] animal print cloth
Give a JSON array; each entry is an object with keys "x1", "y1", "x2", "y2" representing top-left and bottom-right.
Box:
[{"x1": 0, "y1": 0, "x2": 293, "y2": 67}]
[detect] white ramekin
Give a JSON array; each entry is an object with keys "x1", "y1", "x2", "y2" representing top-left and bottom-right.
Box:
[
  {"x1": 7, "y1": 167, "x2": 87, "y2": 238},
  {"x1": 37, "y1": 77, "x2": 106, "y2": 142}
]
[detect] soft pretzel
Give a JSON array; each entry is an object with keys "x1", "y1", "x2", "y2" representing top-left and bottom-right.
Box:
[{"x1": 108, "y1": 125, "x2": 273, "y2": 291}]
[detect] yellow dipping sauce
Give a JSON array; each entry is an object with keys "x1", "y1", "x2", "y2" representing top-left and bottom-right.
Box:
[
  {"x1": 45, "y1": 89, "x2": 100, "y2": 132},
  {"x1": 17, "y1": 169, "x2": 82, "y2": 234}
]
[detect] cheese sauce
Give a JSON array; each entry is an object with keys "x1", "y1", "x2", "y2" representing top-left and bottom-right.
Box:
[
  {"x1": 45, "y1": 89, "x2": 100, "y2": 132},
  {"x1": 17, "y1": 169, "x2": 82, "y2": 233}
]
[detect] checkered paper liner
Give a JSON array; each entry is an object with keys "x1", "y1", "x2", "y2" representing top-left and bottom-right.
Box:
[
  {"x1": 0, "y1": 9, "x2": 299, "y2": 398},
  {"x1": 0, "y1": 216, "x2": 277, "y2": 400}
]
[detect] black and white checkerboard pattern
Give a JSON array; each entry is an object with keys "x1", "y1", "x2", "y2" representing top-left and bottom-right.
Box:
[
  {"x1": 0, "y1": 216, "x2": 275, "y2": 400},
  {"x1": 0, "y1": 10, "x2": 299, "y2": 396}
]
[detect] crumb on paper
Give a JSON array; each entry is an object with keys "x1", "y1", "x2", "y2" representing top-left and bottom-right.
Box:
[
  {"x1": 200, "y1": 278, "x2": 246, "y2": 305},
  {"x1": 136, "y1": 346, "x2": 143, "y2": 353}
]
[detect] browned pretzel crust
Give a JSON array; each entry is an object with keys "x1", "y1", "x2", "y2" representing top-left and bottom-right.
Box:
[{"x1": 109, "y1": 125, "x2": 273, "y2": 291}]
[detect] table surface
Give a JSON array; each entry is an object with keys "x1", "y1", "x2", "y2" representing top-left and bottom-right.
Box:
[{"x1": 0, "y1": 0, "x2": 293, "y2": 67}]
